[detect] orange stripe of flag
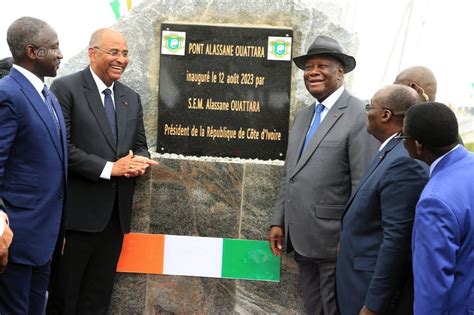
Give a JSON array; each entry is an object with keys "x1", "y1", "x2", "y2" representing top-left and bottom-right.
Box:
[{"x1": 116, "y1": 233, "x2": 165, "y2": 274}]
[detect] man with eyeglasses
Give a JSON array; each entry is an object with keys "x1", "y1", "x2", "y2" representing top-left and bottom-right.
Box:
[
  {"x1": 0, "y1": 17, "x2": 66, "y2": 314},
  {"x1": 46, "y1": 28, "x2": 158, "y2": 314},
  {"x1": 336, "y1": 84, "x2": 428, "y2": 315}
]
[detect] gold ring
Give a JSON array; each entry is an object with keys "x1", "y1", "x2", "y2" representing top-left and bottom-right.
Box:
[{"x1": 129, "y1": 165, "x2": 134, "y2": 169}]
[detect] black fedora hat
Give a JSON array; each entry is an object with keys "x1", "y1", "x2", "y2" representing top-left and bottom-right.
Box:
[{"x1": 293, "y1": 35, "x2": 356, "y2": 73}]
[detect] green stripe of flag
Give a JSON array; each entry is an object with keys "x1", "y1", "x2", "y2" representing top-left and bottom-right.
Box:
[{"x1": 221, "y1": 239, "x2": 280, "y2": 281}]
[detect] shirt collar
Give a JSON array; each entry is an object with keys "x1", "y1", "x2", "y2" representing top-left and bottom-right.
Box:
[
  {"x1": 379, "y1": 133, "x2": 398, "y2": 151},
  {"x1": 315, "y1": 85, "x2": 345, "y2": 110},
  {"x1": 429, "y1": 144, "x2": 460, "y2": 176},
  {"x1": 12, "y1": 64, "x2": 45, "y2": 96},
  {"x1": 90, "y1": 66, "x2": 115, "y2": 94}
]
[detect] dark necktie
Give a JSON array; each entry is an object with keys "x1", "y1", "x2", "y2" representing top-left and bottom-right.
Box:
[
  {"x1": 42, "y1": 85, "x2": 60, "y2": 137},
  {"x1": 302, "y1": 103, "x2": 325, "y2": 152},
  {"x1": 103, "y1": 88, "x2": 117, "y2": 141}
]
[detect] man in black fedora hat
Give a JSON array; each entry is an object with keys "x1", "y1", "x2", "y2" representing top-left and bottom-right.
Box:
[{"x1": 269, "y1": 35, "x2": 378, "y2": 314}]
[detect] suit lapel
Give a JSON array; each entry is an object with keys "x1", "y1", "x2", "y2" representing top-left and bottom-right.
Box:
[
  {"x1": 82, "y1": 69, "x2": 117, "y2": 152},
  {"x1": 288, "y1": 104, "x2": 314, "y2": 171},
  {"x1": 10, "y1": 69, "x2": 64, "y2": 161},
  {"x1": 291, "y1": 93, "x2": 348, "y2": 177},
  {"x1": 114, "y1": 83, "x2": 129, "y2": 154},
  {"x1": 344, "y1": 137, "x2": 401, "y2": 214}
]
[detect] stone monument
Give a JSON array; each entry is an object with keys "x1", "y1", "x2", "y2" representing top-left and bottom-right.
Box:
[{"x1": 55, "y1": 0, "x2": 358, "y2": 313}]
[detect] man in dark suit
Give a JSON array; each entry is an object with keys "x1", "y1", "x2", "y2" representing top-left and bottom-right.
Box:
[
  {"x1": 0, "y1": 16, "x2": 67, "y2": 314},
  {"x1": 0, "y1": 58, "x2": 14, "y2": 274},
  {"x1": 269, "y1": 35, "x2": 378, "y2": 314},
  {"x1": 336, "y1": 84, "x2": 428, "y2": 315},
  {"x1": 403, "y1": 102, "x2": 474, "y2": 314},
  {"x1": 46, "y1": 28, "x2": 157, "y2": 314}
]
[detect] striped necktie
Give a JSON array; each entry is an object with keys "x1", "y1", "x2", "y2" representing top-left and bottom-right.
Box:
[{"x1": 42, "y1": 85, "x2": 60, "y2": 137}]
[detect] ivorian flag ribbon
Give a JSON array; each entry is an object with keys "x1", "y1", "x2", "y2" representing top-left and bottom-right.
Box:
[
  {"x1": 110, "y1": 0, "x2": 133, "y2": 20},
  {"x1": 110, "y1": 0, "x2": 121, "y2": 20},
  {"x1": 117, "y1": 233, "x2": 280, "y2": 282}
]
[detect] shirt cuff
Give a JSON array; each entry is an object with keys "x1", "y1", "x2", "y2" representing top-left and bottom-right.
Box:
[{"x1": 100, "y1": 161, "x2": 114, "y2": 180}]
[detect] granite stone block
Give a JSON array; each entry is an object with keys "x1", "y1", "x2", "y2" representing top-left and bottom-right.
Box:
[
  {"x1": 109, "y1": 273, "x2": 148, "y2": 314},
  {"x1": 145, "y1": 275, "x2": 237, "y2": 314},
  {"x1": 53, "y1": 0, "x2": 355, "y2": 313},
  {"x1": 240, "y1": 163, "x2": 283, "y2": 240},
  {"x1": 149, "y1": 158, "x2": 243, "y2": 238}
]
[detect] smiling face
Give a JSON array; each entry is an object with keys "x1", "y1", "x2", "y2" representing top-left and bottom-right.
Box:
[
  {"x1": 303, "y1": 55, "x2": 344, "y2": 102},
  {"x1": 89, "y1": 29, "x2": 128, "y2": 86}
]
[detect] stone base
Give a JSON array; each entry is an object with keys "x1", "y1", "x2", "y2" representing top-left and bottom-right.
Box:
[{"x1": 109, "y1": 156, "x2": 304, "y2": 314}]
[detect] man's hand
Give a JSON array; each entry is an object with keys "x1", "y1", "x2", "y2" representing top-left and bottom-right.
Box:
[
  {"x1": 0, "y1": 211, "x2": 12, "y2": 247},
  {"x1": 268, "y1": 226, "x2": 284, "y2": 256},
  {"x1": 0, "y1": 237, "x2": 8, "y2": 273},
  {"x1": 111, "y1": 150, "x2": 158, "y2": 178},
  {"x1": 2, "y1": 224, "x2": 12, "y2": 247},
  {"x1": 359, "y1": 305, "x2": 377, "y2": 315}
]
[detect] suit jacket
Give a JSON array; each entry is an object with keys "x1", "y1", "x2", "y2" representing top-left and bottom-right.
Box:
[
  {"x1": 413, "y1": 146, "x2": 474, "y2": 314},
  {"x1": 271, "y1": 89, "x2": 378, "y2": 259},
  {"x1": 50, "y1": 67, "x2": 149, "y2": 233},
  {"x1": 0, "y1": 68, "x2": 67, "y2": 265},
  {"x1": 336, "y1": 138, "x2": 428, "y2": 314}
]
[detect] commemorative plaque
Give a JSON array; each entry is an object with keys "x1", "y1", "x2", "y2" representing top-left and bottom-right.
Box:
[{"x1": 157, "y1": 23, "x2": 292, "y2": 160}]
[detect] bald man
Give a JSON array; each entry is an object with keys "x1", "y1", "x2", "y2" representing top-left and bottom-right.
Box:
[
  {"x1": 46, "y1": 28, "x2": 157, "y2": 314},
  {"x1": 336, "y1": 85, "x2": 428, "y2": 314},
  {"x1": 394, "y1": 66, "x2": 437, "y2": 102},
  {"x1": 395, "y1": 66, "x2": 463, "y2": 145}
]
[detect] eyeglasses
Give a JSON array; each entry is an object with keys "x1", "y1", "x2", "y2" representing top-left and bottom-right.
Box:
[
  {"x1": 93, "y1": 46, "x2": 129, "y2": 58},
  {"x1": 365, "y1": 103, "x2": 405, "y2": 117},
  {"x1": 365, "y1": 103, "x2": 391, "y2": 113}
]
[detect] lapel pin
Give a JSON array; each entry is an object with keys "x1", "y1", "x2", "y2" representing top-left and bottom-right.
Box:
[{"x1": 123, "y1": 101, "x2": 128, "y2": 106}]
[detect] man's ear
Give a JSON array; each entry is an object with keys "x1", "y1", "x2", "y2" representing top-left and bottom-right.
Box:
[
  {"x1": 336, "y1": 65, "x2": 345, "y2": 81},
  {"x1": 88, "y1": 47, "x2": 95, "y2": 59},
  {"x1": 414, "y1": 139, "x2": 423, "y2": 156},
  {"x1": 410, "y1": 82, "x2": 429, "y2": 101},
  {"x1": 25, "y1": 45, "x2": 37, "y2": 60},
  {"x1": 380, "y1": 109, "x2": 392, "y2": 123}
]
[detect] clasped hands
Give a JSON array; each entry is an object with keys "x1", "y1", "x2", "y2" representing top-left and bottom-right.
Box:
[{"x1": 112, "y1": 150, "x2": 159, "y2": 178}]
